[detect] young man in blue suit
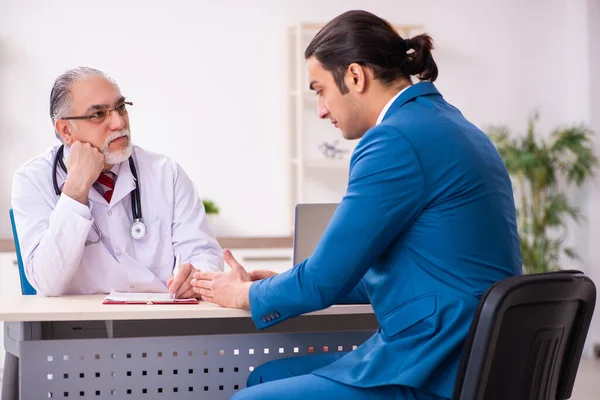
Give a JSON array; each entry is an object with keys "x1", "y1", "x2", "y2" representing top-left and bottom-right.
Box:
[{"x1": 192, "y1": 10, "x2": 522, "y2": 400}]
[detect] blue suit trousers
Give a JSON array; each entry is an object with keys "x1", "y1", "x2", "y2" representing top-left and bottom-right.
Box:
[{"x1": 230, "y1": 353, "x2": 449, "y2": 400}]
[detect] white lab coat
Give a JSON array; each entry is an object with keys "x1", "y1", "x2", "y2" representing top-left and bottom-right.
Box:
[{"x1": 11, "y1": 144, "x2": 224, "y2": 296}]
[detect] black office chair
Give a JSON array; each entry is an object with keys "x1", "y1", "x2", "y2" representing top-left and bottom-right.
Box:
[{"x1": 452, "y1": 270, "x2": 597, "y2": 400}]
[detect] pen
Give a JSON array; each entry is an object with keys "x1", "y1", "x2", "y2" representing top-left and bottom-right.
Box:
[{"x1": 172, "y1": 253, "x2": 181, "y2": 299}]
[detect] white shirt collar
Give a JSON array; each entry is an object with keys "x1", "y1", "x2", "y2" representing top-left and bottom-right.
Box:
[
  {"x1": 109, "y1": 162, "x2": 121, "y2": 175},
  {"x1": 376, "y1": 85, "x2": 410, "y2": 126}
]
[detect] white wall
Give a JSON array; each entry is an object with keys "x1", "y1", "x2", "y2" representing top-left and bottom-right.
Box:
[
  {"x1": 1, "y1": 0, "x2": 599, "y2": 351},
  {"x1": 0, "y1": 0, "x2": 583, "y2": 237},
  {"x1": 586, "y1": 0, "x2": 600, "y2": 357}
]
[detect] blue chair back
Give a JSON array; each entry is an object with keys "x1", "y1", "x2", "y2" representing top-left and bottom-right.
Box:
[{"x1": 9, "y1": 209, "x2": 36, "y2": 295}]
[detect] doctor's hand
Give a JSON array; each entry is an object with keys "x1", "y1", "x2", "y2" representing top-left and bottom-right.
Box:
[
  {"x1": 191, "y1": 249, "x2": 252, "y2": 310},
  {"x1": 62, "y1": 141, "x2": 105, "y2": 205},
  {"x1": 166, "y1": 263, "x2": 198, "y2": 299}
]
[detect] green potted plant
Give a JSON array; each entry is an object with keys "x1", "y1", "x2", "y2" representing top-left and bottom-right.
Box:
[
  {"x1": 202, "y1": 199, "x2": 220, "y2": 215},
  {"x1": 202, "y1": 199, "x2": 220, "y2": 234},
  {"x1": 486, "y1": 111, "x2": 598, "y2": 274}
]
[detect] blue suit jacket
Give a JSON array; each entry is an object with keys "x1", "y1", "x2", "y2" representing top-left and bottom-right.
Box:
[{"x1": 249, "y1": 82, "x2": 522, "y2": 399}]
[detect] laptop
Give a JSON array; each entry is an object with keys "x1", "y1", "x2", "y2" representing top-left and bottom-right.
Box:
[{"x1": 293, "y1": 203, "x2": 339, "y2": 264}]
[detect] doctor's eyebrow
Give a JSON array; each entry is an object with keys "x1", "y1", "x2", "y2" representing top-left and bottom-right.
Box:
[
  {"x1": 309, "y1": 81, "x2": 318, "y2": 91},
  {"x1": 86, "y1": 96, "x2": 127, "y2": 112}
]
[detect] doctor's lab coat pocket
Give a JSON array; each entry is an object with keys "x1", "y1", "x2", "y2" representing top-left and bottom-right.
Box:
[
  {"x1": 380, "y1": 294, "x2": 437, "y2": 340},
  {"x1": 132, "y1": 219, "x2": 173, "y2": 271}
]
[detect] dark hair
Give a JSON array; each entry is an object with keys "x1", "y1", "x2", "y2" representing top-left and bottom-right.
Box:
[{"x1": 305, "y1": 10, "x2": 438, "y2": 94}]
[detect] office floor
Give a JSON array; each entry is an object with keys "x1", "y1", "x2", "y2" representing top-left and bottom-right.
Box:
[
  {"x1": 0, "y1": 356, "x2": 598, "y2": 397},
  {"x1": 571, "y1": 357, "x2": 600, "y2": 400}
]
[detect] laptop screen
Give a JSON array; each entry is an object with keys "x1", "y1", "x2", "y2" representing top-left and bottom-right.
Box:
[{"x1": 293, "y1": 203, "x2": 338, "y2": 265}]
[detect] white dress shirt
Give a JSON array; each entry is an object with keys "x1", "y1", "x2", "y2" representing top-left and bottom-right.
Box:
[
  {"x1": 376, "y1": 86, "x2": 410, "y2": 126},
  {"x1": 11, "y1": 144, "x2": 224, "y2": 296}
]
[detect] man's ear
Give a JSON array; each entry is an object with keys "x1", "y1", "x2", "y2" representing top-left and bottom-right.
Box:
[
  {"x1": 55, "y1": 120, "x2": 74, "y2": 145},
  {"x1": 345, "y1": 63, "x2": 367, "y2": 93}
]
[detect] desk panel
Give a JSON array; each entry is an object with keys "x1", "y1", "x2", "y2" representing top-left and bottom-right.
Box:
[
  {"x1": 1, "y1": 295, "x2": 376, "y2": 399},
  {"x1": 20, "y1": 330, "x2": 373, "y2": 399}
]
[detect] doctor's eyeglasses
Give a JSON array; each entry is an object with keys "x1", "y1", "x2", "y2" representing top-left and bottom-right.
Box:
[{"x1": 60, "y1": 101, "x2": 133, "y2": 125}]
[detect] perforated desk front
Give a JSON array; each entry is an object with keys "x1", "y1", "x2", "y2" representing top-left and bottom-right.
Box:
[{"x1": 0, "y1": 295, "x2": 376, "y2": 399}]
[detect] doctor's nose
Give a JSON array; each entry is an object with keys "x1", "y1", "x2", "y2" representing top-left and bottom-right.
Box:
[{"x1": 108, "y1": 110, "x2": 127, "y2": 131}]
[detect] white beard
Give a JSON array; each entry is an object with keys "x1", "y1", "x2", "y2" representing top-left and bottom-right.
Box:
[{"x1": 102, "y1": 129, "x2": 132, "y2": 164}]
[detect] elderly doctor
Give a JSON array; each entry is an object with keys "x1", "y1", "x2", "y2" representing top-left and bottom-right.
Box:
[{"x1": 11, "y1": 67, "x2": 223, "y2": 297}]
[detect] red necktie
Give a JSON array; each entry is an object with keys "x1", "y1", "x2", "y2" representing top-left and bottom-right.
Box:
[{"x1": 96, "y1": 172, "x2": 115, "y2": 203}]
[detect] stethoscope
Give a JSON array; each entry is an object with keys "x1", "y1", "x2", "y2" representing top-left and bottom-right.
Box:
[{"x1": 52, "y1": 144, "x2": 147, "y2": 244}]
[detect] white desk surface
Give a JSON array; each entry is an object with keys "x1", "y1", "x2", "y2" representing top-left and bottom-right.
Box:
[{"x1": 0, "y1": 295, "x2": 373, "y2": 322}]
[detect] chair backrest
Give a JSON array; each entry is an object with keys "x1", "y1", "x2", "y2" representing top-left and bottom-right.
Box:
[
  {"x1": 8, "y1": 209, "x2": 36, "y2": 295},
  {"x1": 453, "y1": 270, "x2": 596, "y2": 400}
]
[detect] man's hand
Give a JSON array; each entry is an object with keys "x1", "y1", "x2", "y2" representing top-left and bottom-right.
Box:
[
  {"x1": 62, "y1": 141, "x2": 105, "y2": 205},
  {"x1": 166, "y1": 263, "x2": 198, "y2": 299},
  {"x1": 248, "y1": 270, "x2": 278, "y2": 281},
  {"x1": 191, "y1": 249, "x2": 252, "y2": 309}
]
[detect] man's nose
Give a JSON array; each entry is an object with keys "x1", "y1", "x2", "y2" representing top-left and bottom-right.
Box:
[
  {"x1": 317, "y1": 96, "x2": 329, "y2": 119},
  {"x1": 108, "y1": 110, "x2": 126, "y2": 130},
  {"x1": 318, "y1": 105, "x2": 330, "y2": 119}
]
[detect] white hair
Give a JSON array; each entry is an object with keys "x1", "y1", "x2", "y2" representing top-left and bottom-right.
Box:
[
  {"x1": 102, "y1": 129, "x2": 133, "y2": 164},
  {"x1": 49, "y1": 67, "x2": 121, "y2": 140}
]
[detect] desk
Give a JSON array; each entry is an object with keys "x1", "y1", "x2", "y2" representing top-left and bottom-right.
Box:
[{"x1": 0, "y1": 295, "x2": 376, "y2": 399}]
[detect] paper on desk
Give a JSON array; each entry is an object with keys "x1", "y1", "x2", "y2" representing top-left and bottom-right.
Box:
[{"x1": 103, "y1": 291, "x2": 198, "y2": 304}]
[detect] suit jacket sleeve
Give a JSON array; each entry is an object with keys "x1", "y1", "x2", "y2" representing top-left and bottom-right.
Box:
[
  {"x1": 249, "y1": 127, "x2": 426, "y2": 328},
  {"x1": 336, "y1": 279, "x2": 370, "y2": 304}
]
